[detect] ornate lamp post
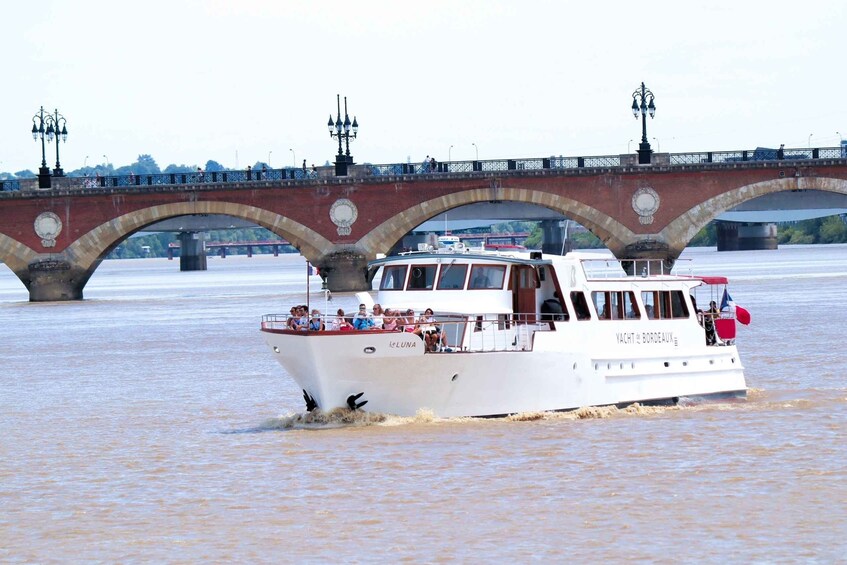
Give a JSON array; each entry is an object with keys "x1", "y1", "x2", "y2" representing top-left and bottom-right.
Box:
[
  {"x1": 327, "y1": 94, "x2": 358, "y2": 176},
  {"x1": 31, "y1": 106, "x2": 69, "y2": 188},
  {"x1": 630, "y1": 82, "x2": 656, "y2": 164}
]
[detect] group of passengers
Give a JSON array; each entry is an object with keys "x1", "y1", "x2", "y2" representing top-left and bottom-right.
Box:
[
  {"x1": 286, "y1": 305, "x2": 325, "y2": 331},
  {"x1": 289, "y1": 303, "x2": 449, "y2": 351}
]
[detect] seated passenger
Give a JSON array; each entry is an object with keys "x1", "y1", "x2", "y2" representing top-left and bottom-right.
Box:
[
  {"x1": 352, "y1": 304, "x2": 375, "y2": 330},
  {"x1": 645, "y1": 304, "x2": 655, "y2": 319},
  {"x1": 331, "y1": 308, "x2": 353, "y2": 331},
  {"x1": 308, "y1": 309, "x2": 325, "y2": 331},
  {"x1": 402, "y1": 309, "x2": 418, "y2": 332},
  {"x1": 286, "y1": 306, "x2": 298, "y2": 329},
  {"x1": 419, "y1": 308, "x2": 448, "y2": 351},
  {"x1": 382, "y1": 308, "x2": 399, "y2": 331},
  {"x1": 371, "y1": 304, "x2": 385, "y2": 329},
  {"x1": 292, "y1": 306, "x2": 309, "y2": 331}
]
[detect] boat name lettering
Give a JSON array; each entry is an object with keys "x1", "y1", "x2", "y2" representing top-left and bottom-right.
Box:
[
  {"x1": 616, "y1": 331, "x2": 675, "y2": 345},
  {"x1": 389, "y1": 340, "x2": 419, "y2": 349}
]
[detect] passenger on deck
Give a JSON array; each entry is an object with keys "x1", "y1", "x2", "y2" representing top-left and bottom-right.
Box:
[
  {"x1": 309, "y1": 309, "x2": 325, "y2": 331},
  {"x1": 705, "y1": 300, "x2": 719, "y2": 345},
  {"x1": 371, "y1": 304, "x2": 385, "y2": 329},
  {"x1": 353, "y1": 304, "x2": 375, "y2": 330},
  {"x1": 286, "y1": 306, "x2": 298, "y2": 330},
  {"x1": 289, "y1": 306, "x2": 308, "y2": 331},
  {"x1": 402, "y1": 309, "x2": 417, "y2": 333},
  {"x1": 382, "y1": 308, "x2": 399, "y2": 331},
  {"x1": 331, "y1": 308, "x2": 353, "y2": 331},
  {"x1": 419, "y1": 308, "x2": 448, "y2": 351}
]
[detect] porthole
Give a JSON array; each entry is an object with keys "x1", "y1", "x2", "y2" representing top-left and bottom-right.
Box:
[
  {"x1": 594, "y1": 363, "x2": 599, "y2": 370},
  {"x1": 364, "y1": 346, "x2": 376, "y2": 354},
  {"x1": 451, "y1": 374, "x2": 458, "y2": 382},
  {"x1": 273, "y1": 346, "x2": 279, "y2": 353},
  {"x1": 663, "y1": 361, "x2": 669, "y2": 368},
  {"x1": 573, "y1": 363, "x2": 578, "y2": 371},
  {"x1": 682, "y1": 361, "x2": 688, "y2": 367}
]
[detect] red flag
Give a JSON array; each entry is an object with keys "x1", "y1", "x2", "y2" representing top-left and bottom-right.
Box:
[{"x1": 735, "y1": 305, "x2": 751, "y2": 325}]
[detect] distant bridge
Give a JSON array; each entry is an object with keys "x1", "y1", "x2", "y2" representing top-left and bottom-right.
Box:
[{"x1": 1, "y1": 144, "x2": 847, "y2": 301}]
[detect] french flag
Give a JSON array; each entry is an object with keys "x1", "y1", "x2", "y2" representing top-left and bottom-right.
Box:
[{"x1": 720, "y1": 289, "x2": 751, "y2": 325}]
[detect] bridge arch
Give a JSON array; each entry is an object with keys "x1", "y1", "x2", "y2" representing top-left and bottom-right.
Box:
[
  {"x1": 661, "y1": 175, "x2": 847, "y2": 252},
  {"x1": 7, "y1": 201, "x2": 337, "y2": 301},
  {"x1": 355, "y1": 186, "x2": 638, "y2": 256}
]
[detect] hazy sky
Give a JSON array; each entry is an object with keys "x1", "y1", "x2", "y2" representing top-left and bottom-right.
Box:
[{"x1": 3, "y1": 0, "x2": 846, "y2": 174}]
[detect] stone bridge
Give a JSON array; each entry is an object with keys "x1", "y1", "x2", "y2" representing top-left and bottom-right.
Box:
[{"x1": 1, "y1": 157, "x2": 846, "y2": 301}]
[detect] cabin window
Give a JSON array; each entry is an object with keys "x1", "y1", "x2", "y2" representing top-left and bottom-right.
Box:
[
  {"x1": 436, "y1": 264, "x2": 468, "y2": 290},
  {"x1": 623, "y1": 291, "x2": 640, "y2": 319},
  {"x1": 380, "y1": 265, "x2": 408, "y2": 290},
  {"x1": 408, "y1": 264, "x2": 438, "y2": 290},
  {"x1": 640, "y1": 290, "x2": 689, "y2": 319},
  {"x1": 592, "y1": 291, "x2": 638, "y2": 320},
  {"x1": 642, "y1": 291, "x2": 657, "y2": 319},
  {"x1": 592, "y1": 291, "x2": 610, "y2": 320},
  {"x1": 468, "y1": 265, "x2": 506, "y2": 289},
  {"x1": 570, "y1": 291, "x2": 591, "y2": 320},
  {"x1": 670, "y1": 291, "x2": 689, "y2": 318}
]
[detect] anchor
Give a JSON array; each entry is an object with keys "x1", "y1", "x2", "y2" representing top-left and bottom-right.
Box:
[
  {"x1": 302, "y1": 389, "x2": 318, "y2": 412},
  {"x1": 346, "y1": 392, "x2": 368, "y2": 410}
]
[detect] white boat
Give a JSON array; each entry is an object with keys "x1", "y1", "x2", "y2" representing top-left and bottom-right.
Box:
[{"x1": 261, "y1": 248, "x2": 747, "y2": 418}]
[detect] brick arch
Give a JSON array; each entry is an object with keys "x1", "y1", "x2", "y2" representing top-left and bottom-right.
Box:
[
  {"x1": 660, "y1": 176, "x2": 847, "y2": 252},
  {"x1": 64, "y1": 201, "x2": 336, "y2": 272},
  {"x1": 355, "y1": 187, "x2": 637, "y2": 255}
]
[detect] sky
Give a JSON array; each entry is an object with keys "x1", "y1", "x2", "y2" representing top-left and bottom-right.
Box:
[{"x1": 2, "y1": 0, "x2": 846, "y2": 175}]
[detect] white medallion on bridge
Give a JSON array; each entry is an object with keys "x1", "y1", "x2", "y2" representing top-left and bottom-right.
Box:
[
  {"x1": 329, "y1": 198, "x2": 358, "y2": 236},
  {"x1": 34, "y1": 211, "x2": 62, "y2": 248},
  {"x1": 631, "y1": 187, "x2": 660, "y2": 225}
]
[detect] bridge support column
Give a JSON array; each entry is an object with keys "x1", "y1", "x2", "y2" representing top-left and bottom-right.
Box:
[
  {"x1": 317, "y1": 251, "x2": 371, "y2": 292},
  {"x1": 540, "y1": 220, "x2": 571, "y2": 255},
  {"x1": 716, "y1": 221, "x2": 778, "y2": 251},
  {"x1": 617, "y1": 239, "x2": 678, "y2": 275},
  {"x1": 178, "y1": 232, "x2": 207, "y2": 271},
  {"x1": 26, "y1": 258, "x2": 88, "y2": 302}
]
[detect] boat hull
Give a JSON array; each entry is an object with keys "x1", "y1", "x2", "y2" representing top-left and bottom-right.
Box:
[{"x1": 261, "y1": 329, "x2": 746, "y2": 418}]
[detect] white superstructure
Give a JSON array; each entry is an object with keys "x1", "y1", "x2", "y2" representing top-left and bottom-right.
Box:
[{"x1": 261, "y1": 250, "x2": 746, "y2": 417}]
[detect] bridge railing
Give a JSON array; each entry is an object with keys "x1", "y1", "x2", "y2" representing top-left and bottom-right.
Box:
[
  {"x1": 0, "y1": 179, "x2": 21, "y2": 192},
  {"x1": 3, "y1": 145, "x2": 845, "y2": 193},
  {"x1": 669, "y1": 147, "x2": 844, "y2": 165}
]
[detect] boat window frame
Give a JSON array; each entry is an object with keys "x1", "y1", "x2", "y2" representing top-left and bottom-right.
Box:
[
  {"x1": 436, "y1": 263, "x2": 469, "y2": 290},
  {"x1": 468, "y1": 264, "x2": 507, "y2": 290},
  {"x1": 641, "y1": 290, "x2": 689, "y2": 319},
  {"x1": 570, "y1": 291, "x2": 592, "y2": 320},
  {"x1": 379, "y1": 264, "x2": 409, "y2": 291},
  {"x1": 407, "y1": 264, "x2": 439, "y2": 291}
]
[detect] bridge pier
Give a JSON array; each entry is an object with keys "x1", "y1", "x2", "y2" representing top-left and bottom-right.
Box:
[
  {"x1": 716, "y1": 221, "x2": 778, "y2": 251},
  {"x1": 540, "y1": 219, "x2": 571, "y2": 255},
  {"x1": 317, "y1": 251, "x2": 371, "y2": 292},
  {"x1": 26, "y1": 259, "x2": 88, "y2": 302},
  {"x1": 178, "y1": 232, "x2": 207, "y2": 271},
  {"x1": 618, "y1": 239, "x2": 678, "y2": 275}
]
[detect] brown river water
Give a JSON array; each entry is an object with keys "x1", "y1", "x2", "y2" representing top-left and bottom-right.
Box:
[{"x1": 1, "y1": 245, "x2": 845, "y2": 562}]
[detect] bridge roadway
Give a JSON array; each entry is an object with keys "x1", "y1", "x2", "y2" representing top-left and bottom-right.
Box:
[{"x1": 1, "y1": 147, "x2": 847, "y2": 301}]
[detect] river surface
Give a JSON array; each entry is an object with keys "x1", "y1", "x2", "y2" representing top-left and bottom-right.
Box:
[{"x1": 1, "y1": 245, "x2": 846, "y2": 562}]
